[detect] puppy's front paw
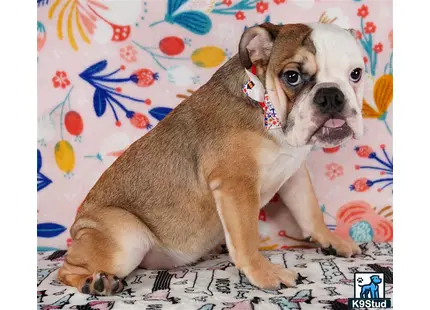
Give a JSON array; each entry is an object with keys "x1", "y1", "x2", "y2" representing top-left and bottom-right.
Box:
[
  {"x1": 242, "y1": 255, "x2": 297, "y2": 290},
  {"x1": 312, "y1": 229, "x2": 361, "y2": 258}
]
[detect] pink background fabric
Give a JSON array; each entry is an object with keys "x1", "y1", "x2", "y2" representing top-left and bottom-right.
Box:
[{"x1": 37, "y1": 0, "x2": 393, "y2": 251}]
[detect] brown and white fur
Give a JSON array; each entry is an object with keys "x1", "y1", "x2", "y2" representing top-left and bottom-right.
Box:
[{"x1": 58, "y1": 22, "x2": 364, "y2": 295}]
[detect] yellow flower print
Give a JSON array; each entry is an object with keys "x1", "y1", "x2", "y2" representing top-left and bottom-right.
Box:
[
  {"x1": 48, "y1": 0, "x2": 141, "y2": 51},
  {"x1": 362, "y1": 74, "x2": 393, "y2": 134}
]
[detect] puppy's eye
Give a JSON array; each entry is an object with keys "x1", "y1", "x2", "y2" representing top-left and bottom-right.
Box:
[
  {"x1": 350, "y1": 68, "x2": 362, "y2": 83},
  {"x1": 283, "y1": 70, "x2": 302, "y2": 86}
]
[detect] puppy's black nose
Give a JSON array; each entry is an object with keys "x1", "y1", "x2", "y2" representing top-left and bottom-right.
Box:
[{"x1": 313, "y1": 87, "x2": 345, "y2": 113}]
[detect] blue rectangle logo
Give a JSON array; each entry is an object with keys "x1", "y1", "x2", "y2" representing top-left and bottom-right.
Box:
[{"x1": 348, "y1": 272, "x2": 392, "y2": 309}]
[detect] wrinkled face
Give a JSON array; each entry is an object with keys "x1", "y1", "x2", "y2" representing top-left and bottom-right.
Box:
[{"x1": 239, "y1": 23, "x2": 365, "y2": 147}]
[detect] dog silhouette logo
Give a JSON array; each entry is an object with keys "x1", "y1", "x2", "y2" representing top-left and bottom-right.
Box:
[
  {"x1": 354, "y1": 272, "x2": 384, "y2": 299},
  {"x1": 348, "y1": 272, "x2": 391, "y2": 309},
  {"x1": 358, "y1": 274, "x2": 382, "y2": 298}
]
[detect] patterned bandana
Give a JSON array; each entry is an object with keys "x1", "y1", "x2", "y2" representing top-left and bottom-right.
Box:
[{"x1": 242, "y1": 65, "x2": 282, "y2": 130}]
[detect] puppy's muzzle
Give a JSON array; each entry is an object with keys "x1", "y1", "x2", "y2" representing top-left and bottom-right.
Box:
[{"x1": 313, "y1": 87, "x2": 345, "y2": 114}]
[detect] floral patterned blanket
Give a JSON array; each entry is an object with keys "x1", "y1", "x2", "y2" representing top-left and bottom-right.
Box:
[
  {"x1": 37, "y1": 0, "x2": 393, "y2": 252},
  {"x1": 37, "y1": 242, "x2": 392, "y2": 310}
]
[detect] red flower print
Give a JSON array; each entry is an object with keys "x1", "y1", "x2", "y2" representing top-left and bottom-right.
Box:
[
  {"x1": 222, "y1": 0, "x2": 232, "y2": 6},
  {"x1": 363, "y1": 56, "x2": 368, "y2": 64},
  {"x1": 323, "y1": 146, "x2": 340, "y2": 153},
  {"x1": 334, "y1": 201, "x2": 393, "y2": 242},
  {"x1": 357, "y1": 4, "x2": 369, "y2": 18},
  {"x1": 52, "y1": 71, "x2": 71, "y2": 89},
  {"x1": 235, "y1": 11, "x2": 245, "y2": 20},
  {"x1": 256, "y1": 1, "x2": 269, "y2": 13},
  {"x1": 130, "y1": 112, "x2": 152, "y2": 129},
  {"x1": 373, "y1": 43, "x2": 383, "y2": 54},
  {"x1": 120, "y1": 45, "x2": 138, "y2": 63},
  {"x1": 350, "y1": 178, "x2": 370, "y2": 192},
  {"x1": 325, "y1": 163, "x2": 344, "y2": 181},
  {"x1": 364, "y1": 22, "x2": 376, "y2": 34},
  {"x1": 354, "y1": 145, "x2": 374, "y2": 158},
  {"x1": 131, "y1": 68, "x2": 159, "y2": 87},
  {"x1": 274, "y1": 0, "x2": 286, "y2": 4},
  {"x1": 389, "y1": 30, "x2": 393, "y2": 48},
  {"x1": 259, "y1": 210, "x2": 266, "y2": 221},
  {"x1": 356, "y1": 30, "x2": 362, "y2": 40}
]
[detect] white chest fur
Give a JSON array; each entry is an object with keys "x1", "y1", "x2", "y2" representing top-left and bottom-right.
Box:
[{"x1": 258, "y1": 135, "x2": 312, "y2": 207}]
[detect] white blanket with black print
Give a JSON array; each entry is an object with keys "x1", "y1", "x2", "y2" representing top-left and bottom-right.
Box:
[{"x1": 37, "y1": 242, "x2": 393, "y2": 310}]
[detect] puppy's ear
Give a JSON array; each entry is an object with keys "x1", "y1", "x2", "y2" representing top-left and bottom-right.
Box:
[{"x1": 239, "y1": 23, "x2": 281, "y2": 69}]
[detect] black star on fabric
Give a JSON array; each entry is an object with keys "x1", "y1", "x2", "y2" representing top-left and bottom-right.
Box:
[{"x1": 296, "y1": 273, "x2": 309, "y2": 285}]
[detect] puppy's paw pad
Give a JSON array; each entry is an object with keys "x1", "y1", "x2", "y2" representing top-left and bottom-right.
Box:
[{"x1": 80, "y1": 272, "x2": 124, "y2": 296}]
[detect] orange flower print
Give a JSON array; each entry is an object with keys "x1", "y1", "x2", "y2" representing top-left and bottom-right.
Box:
[
  {"x1": 235, "y1": 11, "x2": 246, "y2": 20},
  {"x1": 334, "y1": 201, "x2": 393, "y2": 243},
  {"x1": 274, "y1": 0, "x2": 286, "y2": 4},
  {"x1": 363, "y1": 56, "x2": 368, "y2": 64},
  {"x1": 256, "y1": 1, "x2": 269, "y2": 13},
  {"x1": 325, "y1": 163, "x2": 344, "y2": 180},
  {"x1": 362, "y1": 74, "x2": 393, "y2": 126},
  {"x1": 357, "y1": 4, "x2": 369, "y2": 18},
  {"x1": 48, "y1": 0, "x2": 141, "y2": 51},
  {"x1": 120, "y1": 45, "x2": 138, "y2": 63},
  {"x1": 222, "y1": 0, "x2": 232, "y2": 6},
  {"x1": 52, "y1": 71, "x2": 71, "y2": 89},
  {"x1": 364, "y1": 22, "x2": 376, "y2": 34},
  {"x1": 373, "y1": 43, "x2": 383, "y2": 54}
]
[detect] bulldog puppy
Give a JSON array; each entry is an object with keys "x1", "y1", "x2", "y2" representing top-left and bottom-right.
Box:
[{"x1": 58, "y1": 22, "x2": 364, "y2": 296}]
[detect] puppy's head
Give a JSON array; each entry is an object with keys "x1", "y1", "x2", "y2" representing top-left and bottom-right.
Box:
[{"x1": 239, "y1": 23, "x2": 365, "y2": 147}]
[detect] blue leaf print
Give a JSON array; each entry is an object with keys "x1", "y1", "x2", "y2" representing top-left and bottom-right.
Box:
[
  {"x1": 149, "y1": 107, "x2": 173, "y2": 121},
  {"x1": 37, "y1": 0, "x2": 50, "y2": 7},
  {"x1": 173, "y1": 11, "x2": 212, "y2": 35},
  {"x1": 38, "y1": 173, "x2": 52, "y2": 192},
  {"x1": 168, "y1": 0, "x2": 188, "y2": 15},
  {"x1": 37, "y1": 223, "x2": 67, "y2": 238},
  {"x1": 93, "y1": 89, "x2": 108, "y2": 117},
  {"x1": 37, "y1": 149, "x2": 42, "y2": 172},
  {"x1": 37, "y1": 149, "x2": 52, "y2": 192},
  {"x1": 80, "y1": 60, "x2": 108, "y2": 78}
]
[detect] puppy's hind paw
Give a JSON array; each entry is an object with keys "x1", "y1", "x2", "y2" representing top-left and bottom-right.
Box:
[{"x1": 80, "y1": 272, "x2": 125, "y2": 296}]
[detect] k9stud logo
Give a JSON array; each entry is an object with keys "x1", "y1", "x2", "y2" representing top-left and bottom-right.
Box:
[{"x1": 348, "y1": 272, "x2": 392, "y2": 309}]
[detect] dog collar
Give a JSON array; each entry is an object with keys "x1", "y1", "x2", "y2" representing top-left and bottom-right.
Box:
[{"x1": 242, "y1": 65, "x2": 282, "y2": 130}]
